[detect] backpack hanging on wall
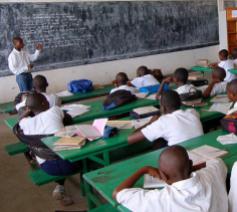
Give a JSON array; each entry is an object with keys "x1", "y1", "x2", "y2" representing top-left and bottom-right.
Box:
[
  {"x1": 103, "y1": 90, "x2": 137, "y2": 110},
  {"x1": 68, "y1": 79, "x2": 93, "y2": 93}
]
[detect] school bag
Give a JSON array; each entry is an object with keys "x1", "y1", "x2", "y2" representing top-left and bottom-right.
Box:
[
  {"x1": 221, "y1": 112, "x2": 237, "y2": 134},
  {"x1": 68, "y1": 79, "x2": 93, "y2": 93},
  {"x1": 179, "y1": 87, "x2": 203, "y2": 102},
  {"x1": 13, "y1": 124, "x2": 60, "y2": 160},
  {"x1": 139, "y1": 84, "x2": 169, "y2": 94},
  {"x1": 188, "y1": 79, "x2": 209, "y2": 87},
  {"x1": 103, "y1": 90, "x2": 137, "y2": 110}
]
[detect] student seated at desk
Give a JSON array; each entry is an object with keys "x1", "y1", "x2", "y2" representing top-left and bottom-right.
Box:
[
  {"x1": 129, "y1": 66, "x2": 159, "y2": 89},
  {"x1": 227, "y1": 79, "x2": 237, "y2": 115},
  {"x1": 229, "y1": 161, "x2": 237, "y2": 212},
  {"x1": 113, "y1": 145, "x2": 228, "y2": 212},
  {"x1": 217, "y1": 49, "x2": 235, "y2": 82},
  {"x1": 156, "y1": 68, "x2": 195, "y2": 98},
  {"x1": 111, "y1": 72, "x2": 137, "y2": 94},
  {"x1": 128, "y1": 90, "x2": 203, "y2": 146},
  {"x1": 230, "y1": 48, "x2": 237, "y2": 68},
  {"x1": 33, "y1": 75, "x2": 61, "y2": 107},
  {"x1": 151, "y1": 69, "x2": 164, "y2": 83},
  {"x1": 14, "y1": 93, "x2": 79, "y2": 206},
  {"x1": 203, "y1": 67, "x2": 227, "y2": 98}
]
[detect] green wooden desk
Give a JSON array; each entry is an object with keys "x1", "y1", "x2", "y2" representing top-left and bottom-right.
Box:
[
  {"x1": 0, "y1": 102, "x2": 15, "y2": 113},
  {"x1": 4, "y1": 97, "x2": 224, "y2": 130},
  {"x1": 61, "y1": 85, "x2": 113, "y2": 104},
  {"x1": 83, "y1": 129, "x2": 237, "y2": 210},
  {"x1": 0, "y1": 85, "x2": 113, "y2": 114},
  {"x1": 72, "y1": 98, "x2": 159, "y2": 124},
  {"x1": 43, "y1": 129, "x2": 134, "y2": 163},
  {"x1": 190, "y1": 66, "x2": 213, "y2": 73},
  {"x1": 229, "y1": 69, "x2": 237, "y2": 75},
  {"x1": 4, "y1": 98, "x2": 159, "y2": 129}
]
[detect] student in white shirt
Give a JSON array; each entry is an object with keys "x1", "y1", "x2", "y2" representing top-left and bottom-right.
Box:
[
  {"x1": 227, "y1": 79, "x2": 237, "y2": 114},
  {"x1": 231, "y1": 48, "x2": 237, "y2": 68},
  {"x1": 218, "y1": 49, "x2": 235, "y2": 82},
  {"x1": 130, "y1": 66, "x2": 159, "y2": 89},
  {"x1": 18, "y1": 93, "x2": 78, "y2": 206},
  {"x1": 110, "y1": 72, "x2": 137, "y2": 94},
  {"x1": 128, "y1": 90, "x2": 203, "y2": 146},
  {"x1": 33, "y1": 75, "x2": 61, "y2": 107},
  {"x1": 229, "y1": 162, "x2": 237, "y2": 212},
  {"x1": 156, "y1": 68, "x2": 195, "y2": 99},
  {"x1": 113, "y1": 145, "x2": 228, "y2": 212},
  {"x1": 203, "y1": 67, "x2": 227, "y2": 98},
  {"x1": 8, "y1": 37, "x2": 43, "y2": 92}
]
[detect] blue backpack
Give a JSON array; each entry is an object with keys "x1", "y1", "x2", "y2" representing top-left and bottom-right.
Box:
[
  {"x1": 68, "y1": 79, "x2": 93, "y2": 93},
  {"x1": 139, "y1": 84, "x2": 169, "y2": 94}
]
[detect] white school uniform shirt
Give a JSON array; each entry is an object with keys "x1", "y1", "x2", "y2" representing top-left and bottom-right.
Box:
[
  {"x1": 19, "y1": 106, "x2": 64, "y2": 164},
  {"x1": 141, "y1": 109, "x2": 203, "y2": 145},
  {"x1": 210, "y1": 81, "x2": 227, "y2": 97},
  {"x1": 229, "y1": 161, "x2": 237, "y2": 212},
  {"x1": 116, "y1": 159, "x2": 228, "y2": 212},
  {"x1": 8, "y1": 48, "x2": 40, "y2": 75},
  {"x1": 218, "y1": 60, "x2": 235, "y2": 82},
  {"x1": 131, "y1": 74, "x2": 159, "y2": 89},
  {"x1": 175, "y1": 84, "x2": 196, "y2": 95},
  {"x1": 227, "y1": 102, "x2": 237, "y2": 115},
  {"x1": 42, "y1": 92, "x2": 62, "y2": 107},
  {"x1": 110, "y1": 85, "x2": 137, "y2": 94}
]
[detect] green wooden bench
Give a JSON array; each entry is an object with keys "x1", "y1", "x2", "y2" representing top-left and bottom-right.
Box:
[
  {"x1": 5, "y1": 142, "x2": 28, "y2": 155},
  {"x1": 28, "y1": 169, "x2": 66, "y2": 186},
  {"x1": 0, "y1": 102, "x2": 15, "y2": 113}
]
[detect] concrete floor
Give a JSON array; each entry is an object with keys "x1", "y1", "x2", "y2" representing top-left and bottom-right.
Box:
[{"x1": 0, "y1": 112, "x2": 88, "y2": 212}]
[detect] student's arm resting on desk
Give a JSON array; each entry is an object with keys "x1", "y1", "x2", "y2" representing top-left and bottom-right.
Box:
[
  {"x1": 128, "y1": 131, "x2": 146, "y2": 144},
  {"x1": 112, "y1": 166, "x2": 165, "y2": 199}
]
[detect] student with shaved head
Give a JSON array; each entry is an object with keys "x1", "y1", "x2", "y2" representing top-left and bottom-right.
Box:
[
  {"x1": 227, "y1": 79, "x2": 237, "y2": 115},
  {"x1": 15, "y1": 92, "x2": 77, "y2": 206},
  {"x1": 8, "y1": 36, "x2": 43, "y2": 92},
  {"x1": 113, "y1": 145, "x2": 228, "y2": 212},
  {"x1": 203, "y1": 67, "x2": 227, "y2": 98},
  {"x1": 128, "y1": 90, "x2": 203, "y2": 146}
]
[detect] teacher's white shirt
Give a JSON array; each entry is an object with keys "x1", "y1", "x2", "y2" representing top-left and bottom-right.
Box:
[{"x1": 8, "y1": 48, "x2": 40, "y2": 75}]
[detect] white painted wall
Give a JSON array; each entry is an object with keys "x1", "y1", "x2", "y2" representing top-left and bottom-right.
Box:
[{"x1": 0, "y1": 45, "x2": 219, "y2": 103}]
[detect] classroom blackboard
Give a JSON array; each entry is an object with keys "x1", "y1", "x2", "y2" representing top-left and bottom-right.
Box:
[{"x1": 0, "y1": 1, "x2": 219, "y2": 77}]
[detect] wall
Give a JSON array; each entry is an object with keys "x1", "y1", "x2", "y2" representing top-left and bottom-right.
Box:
[{"x1": 0, "y1": 0, "x2": 219, "y2": 103}]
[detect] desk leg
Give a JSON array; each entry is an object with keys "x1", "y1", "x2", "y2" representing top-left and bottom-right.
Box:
[
  {"x1": 84, "y1": 181, "x2": 102, "y2": 209},
  {"x1": 80, "y1": 159, "x2": 88, "y2": 196},
  {"x1": 103, "y1": 151, "x2": 110, "y2": 166}
]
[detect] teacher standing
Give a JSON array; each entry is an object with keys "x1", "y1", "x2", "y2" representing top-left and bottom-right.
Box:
[{"x1": 8, "y1": 37, "x2": 43, "y2": 92}]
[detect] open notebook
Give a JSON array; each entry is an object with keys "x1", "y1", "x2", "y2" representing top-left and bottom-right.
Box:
[
  {"x1": 61, "y1": 103, "x2": 90, "y2": 118},
  {"x1": 76, "y1": 118, "x2": 108, "y2": 141},
  {"x1": 188, "y1": 145, "x2": 228, "y2": 166},
  {"x1": 143, "y1": 174, "x2": 166, "y2": 189},
  {"x1": 55, "y1": 118, "x2": 107, "y2": 141}
]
